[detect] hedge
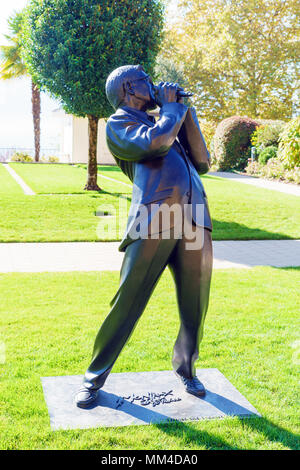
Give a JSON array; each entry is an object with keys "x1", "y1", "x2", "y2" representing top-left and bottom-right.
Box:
[{"x1": 212, "y1": 116, "x2": 258, "y2": 171}]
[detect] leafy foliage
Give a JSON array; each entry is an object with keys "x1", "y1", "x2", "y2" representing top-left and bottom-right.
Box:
[
  {"x1": 258, "y1": 146, "x2": 278, "y2": 165},
  {"x1": 22, "y1": 0, "x2": 164, "y2": 118},
  {"x1": 212, "y1": 116, "x2": 258, "y2": 170},
  {"x1": 246, "y1": 157, "x2": 300, "y2": 184},
  {"x1": 278, "y1": 117, "x2": 300, "y2": 169},
  {"x1": 155, "y1": 55, "x2": 187, "y2": 87},
  {"x1": 11, "y1": 152, "x2": 33, "y2": 162},
  {"x1": 0, "y1": 11, "x2": 27, "y2": 79},
  {"x1": 161, "y1": 0, "x2": 299, "y2": 120},
  {"x1": 199, "y1": 120, "x2": 217, "y2": 151},
  {"x1": 41, "y1": 155, "x2": 60, "y2": 163},
  {"x1": 251, "y1": 122, "x2": 285, "y2": 152}
]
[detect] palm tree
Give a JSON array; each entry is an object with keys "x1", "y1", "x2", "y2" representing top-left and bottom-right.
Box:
[{"x1": 0, "y1": 11, "x2": 41, "y2": 162}]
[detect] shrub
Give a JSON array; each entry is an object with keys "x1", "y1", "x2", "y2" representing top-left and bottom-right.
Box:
[
  {"x1": 258, "y1": 146, "x2": 278, "y2": 165},
  {"x1": 278, "y1": 117, "x2": 300, "y2": 169},
  {"x1": 212, "y1": 116, "x2": 258, "y2": 170},
  {"x1": 48, "y1": 156, "x2": 59, "y2": 163},
  {"x1": 262, "y1": 158, "x2": 285, "y2": 179},
  {"x1": 251, "y1": 121, "x2": 285, "y2": 152},
  {"x1": 245, "y1": 160, "x2": 262, "y2": 176},
  {"x1": 245, "y1": 158, "x2": 300, "y2": 184},
  {"x1": 11, "y1": 152, "x2": 33, "y2": 162},
  {"x1": 41, "y1": 155, "x2": 60, "y2": 163},
  {"x1": 284, "y1": 167, "x2": 300, "y2": 184}
]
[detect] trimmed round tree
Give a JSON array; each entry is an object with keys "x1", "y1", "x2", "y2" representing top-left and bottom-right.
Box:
[
  {"x1": 213, "y1": 116, "x2": 259, "y2": 171},
  {"x1": 22, "y1": 0, "x2": 164, "y2": 190}
]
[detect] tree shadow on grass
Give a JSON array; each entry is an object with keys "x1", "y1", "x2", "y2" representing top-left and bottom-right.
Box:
[
  {"x1": 154, "y1": 416, "x2": 299, "y2": 450},
  {"x1": 38, "y1": 190, "x2": 131, "y2": 199},
  {"x1": 211, "y1": 219, "x2": 293, "y2": 241},
  {"x1": 79, "y1": 164, "x2": 124, "y2": 174},
  {"x1": 98, "y1": 165, "x2": 124, "y2": 173},
  {"x1": 45, "y1": 186, "x2": 294, "y2": 242},
  {"x1": 90, "y1": 389, "x2": 298, "y2": 450},
  {"x1": 88, "y1": 192, "x2": 131, "y2": 201},
  {"x1": 96, "y1": 191, "x2": 294, "y2": 240}
]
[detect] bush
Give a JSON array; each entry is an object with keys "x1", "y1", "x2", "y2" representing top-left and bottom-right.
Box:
[
  {"x1": 278, "y1": 117, "x2": 300, "y2": 169},
  {"x1": 212, "y1": 116, "x2": 258, "y2": 170},
  {"x1": 284, "y1": 167, "x2": 300, "y2": 184},
  {"x1": 258, "y1": 146, "x2": 278, "y2": 165},
  {"x1": 251, "y1": 121, "x2": 285, "y2": 152},
  {"x1": 41, "y1": 155, "x2": 60, "y2": 163},
  {"x1": 48, "y1": 155, "x2": 59, "y2": 163},
  {"x1": 261, "y1": 158, "x2": 285, "y2": 179},
  {"x1": 245, "y1": 158, "x2": 300, "y2": 184},
  {"x1": 11, "y1": 152, "x2": 33, "y2": 162},
  {"x1": 245, "y1": 160, "x2": 261, "y2": 175}
]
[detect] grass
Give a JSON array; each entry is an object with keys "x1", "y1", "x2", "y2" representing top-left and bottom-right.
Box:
[
  {"x1": 9, "y1": 163, "x2": 132, "y2": 195},
  {"x1": 0, "y1": 267, "x2": 299, "y2": 450},
  {"x1": 0, "y1": 164, "x2": 130, "y2": 242},
  {"x1": 0, "y1": 163, "x2": 24, "y2": 196},
  {"x1": 0, "y1": 162, "x2": 299, "y2": 242}
]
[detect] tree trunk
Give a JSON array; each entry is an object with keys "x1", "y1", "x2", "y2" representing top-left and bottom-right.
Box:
[
  {"x1": 31, "y1": 80, "x2": 40, "y2": 162},
  {"x1": 84, "y1": 114, "x2": 101, "y2": 191}
]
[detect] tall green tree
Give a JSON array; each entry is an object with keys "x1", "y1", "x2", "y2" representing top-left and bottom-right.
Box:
[
  {"x1": 22, "y1": 0, "x2": 164, "y2": 190},
  {"x1": 0, "y1": 10, "x2": 41, "y2": 162},
  {"x1": 162, "y1": 0, "x2": 299, "y2": 121}
]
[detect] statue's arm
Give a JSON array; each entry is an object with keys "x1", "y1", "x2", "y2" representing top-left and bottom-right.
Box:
[
  {"x1": 178, "y1": 107, "x2": 210, "y2": 174},
  {"x1": 106, "y1": 102, "x2": 188, "y2": 162}
]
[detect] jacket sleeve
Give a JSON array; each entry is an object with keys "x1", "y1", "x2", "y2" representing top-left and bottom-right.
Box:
[
  {"x1": 178, "y1": 107, "x2": 211, "y2": 174},
  {"x1": 106, "y1": 102, "x2": 188, "y2": 162}
]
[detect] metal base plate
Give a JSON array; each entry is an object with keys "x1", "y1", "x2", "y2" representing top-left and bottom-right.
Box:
[{"x1": 41, "y1": 368, "x2": 260, "y2": 430}]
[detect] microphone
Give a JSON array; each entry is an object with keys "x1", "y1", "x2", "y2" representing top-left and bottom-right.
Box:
[{"x1": 177, "y1": 90, "x2": 193, "y2": 97}]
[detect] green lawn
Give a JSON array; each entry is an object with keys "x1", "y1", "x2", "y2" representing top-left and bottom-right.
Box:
[
  {"x1": 0, "y1": 164, "x2": 25, "y2": 196},
  {"x1": 0, "y1": 164, "x2": 129, "y2": 242},
  {"x1": 1, "y1": 162, "x2": 299, "y2": 242},
  {"x1": 0, "y1": 267, "x2": 299, "y2": 450},
  {"x1": 9, "y1": 163, "x2": 132, "y2": 195}
]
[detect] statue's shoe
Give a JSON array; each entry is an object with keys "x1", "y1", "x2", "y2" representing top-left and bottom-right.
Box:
[
  {"x1": 75, "y1": 387, "x2": 99, "y2": 408},
  {"x1": 179, "y1": 375, "x2": 206, "y2": 397}
]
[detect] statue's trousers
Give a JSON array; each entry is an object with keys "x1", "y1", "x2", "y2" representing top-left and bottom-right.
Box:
[{"x1": 83, "y1": 226, "x2": 213, "y2": 390}]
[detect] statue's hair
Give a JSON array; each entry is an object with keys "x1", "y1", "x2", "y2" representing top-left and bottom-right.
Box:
[{"x1": 105, "y1": 64, "x2": 144, "y2": 110}]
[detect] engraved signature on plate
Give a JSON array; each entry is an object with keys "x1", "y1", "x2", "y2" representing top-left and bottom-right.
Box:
[{"x1": 115, "y1": 390, "x2": 182, "y2": 409}]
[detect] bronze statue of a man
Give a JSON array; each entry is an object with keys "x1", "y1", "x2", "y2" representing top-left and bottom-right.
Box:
[{"x1": 75, "y1": 64, "x2": 213, "y2": 408}]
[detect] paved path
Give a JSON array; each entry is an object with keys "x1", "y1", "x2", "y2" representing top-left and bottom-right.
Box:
[
  {"x1": 0, "y1": 240, "x2": 299, "y2": 273},
  {"x1": 209, "y1": 172, "x2": 300, "y2": 197}
]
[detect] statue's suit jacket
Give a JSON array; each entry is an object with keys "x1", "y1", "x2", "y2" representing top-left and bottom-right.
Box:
[{"x1": 106, "y1": 102, "x2": 212, "y2": 252}]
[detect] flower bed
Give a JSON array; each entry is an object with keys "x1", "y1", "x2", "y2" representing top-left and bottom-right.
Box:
[{"x1": 245, "y1": 158, "x2": 300, "y2": 185}]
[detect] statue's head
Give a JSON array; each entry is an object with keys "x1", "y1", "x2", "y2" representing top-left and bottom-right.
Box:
[{"x1": 105, "y1": 64, "x2": 156, "y2": 111}]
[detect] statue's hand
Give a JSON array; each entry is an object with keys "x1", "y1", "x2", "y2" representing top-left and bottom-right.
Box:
[
  {"x1": 154, "y1": 82, "x2": 179, "y2": 107},
  {"x1": 176, "y1": 86, "x2": 184, "y2": 104}
]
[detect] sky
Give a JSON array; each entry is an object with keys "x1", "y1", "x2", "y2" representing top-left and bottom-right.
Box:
[
  {"x1": 0, "y1": 0, "x2": 179, "y2": 150},
  {"x1": 0, "y1": 0, "x2": 61, "y2": 149}
]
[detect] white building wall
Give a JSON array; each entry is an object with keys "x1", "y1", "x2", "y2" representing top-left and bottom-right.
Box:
[{"x1": 72, "y1": 116, "x2": 115, "y2": 165}]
